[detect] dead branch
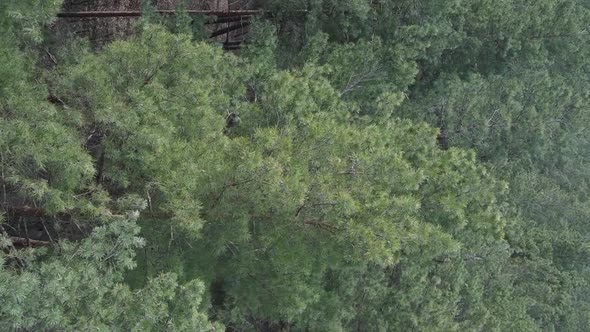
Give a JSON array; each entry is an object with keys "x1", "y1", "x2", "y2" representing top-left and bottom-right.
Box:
[
  {"x1": 5, "y1": 206, "x2": 46, "y2": 218},
  {"x1": 303, "y1": 219, "x2": 337, "y2": 233},
  {"x1": 9, "y1": 237, "x2": 51, "y2": 247},
  {"x1": 205, "y1": 16, "x2": 252, "y2": 25},
  {"x1": 56, "y1": 10, "x2": 263, "y2": 18},
  {"x1": 210, "y1": 22, "x2": 250, "y2": 38}
]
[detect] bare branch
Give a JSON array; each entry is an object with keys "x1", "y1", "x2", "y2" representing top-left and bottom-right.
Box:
[{"x1": 9, "y1": 237, "x2": 51, "y2": 247}]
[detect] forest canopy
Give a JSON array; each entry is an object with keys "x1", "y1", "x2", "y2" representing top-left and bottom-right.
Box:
[{"x1": 1, "y1": 0, "x2": 589, "y2": 331}]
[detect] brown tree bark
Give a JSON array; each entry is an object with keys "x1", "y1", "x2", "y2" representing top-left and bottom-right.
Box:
[
  {"x1": 56, "y1": 10, "x2": 262, "y2": 18},
  {"x1": 9, "y1": 237, "x2": 51, "y2": 248}
]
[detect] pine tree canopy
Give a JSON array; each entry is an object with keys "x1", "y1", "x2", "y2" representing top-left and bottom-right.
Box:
[{"x1": 1, "y1": 0, "x2": 590, "y2": 330}]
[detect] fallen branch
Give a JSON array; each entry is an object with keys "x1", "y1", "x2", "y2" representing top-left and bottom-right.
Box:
[
  {"x1": 303, "y1": 219, "x2": 337, "y2": 233},
  {"x1": 5, "y1": 206, "x2": 45, "y2": 218},
  {"x1": 9, "y1": 237, "x2": 51, "y2": 247},
  {"x1": 210, "y1": 22, "x2": 250, "y2": 38},
  {"x1": 205, "y1": 16, "x2": 252, "y2": 25},
  {"x1": 56, "y1": 10, "x2": 263, "y2": 18}
]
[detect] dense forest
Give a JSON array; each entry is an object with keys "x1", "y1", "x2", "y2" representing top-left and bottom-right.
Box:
[{"x1": 1, "y1": 0, "x2": 590, "y2": 330}]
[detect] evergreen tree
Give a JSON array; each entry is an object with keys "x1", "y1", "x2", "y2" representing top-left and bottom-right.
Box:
[{"x1": 2, "y1": 0, "x2": 589, "y2": 330}]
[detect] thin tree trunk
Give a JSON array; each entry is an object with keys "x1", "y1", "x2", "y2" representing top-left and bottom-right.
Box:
[{"x1": 56, "y1": 10, "x2": 263, "y2": 18}]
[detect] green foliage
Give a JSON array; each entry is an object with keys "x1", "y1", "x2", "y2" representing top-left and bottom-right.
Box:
[
  {"x1": 67, "y1": 25, "x2": 506, "y2": 329},
  {"x1": 2, "y1": 0, "x2": 590, "y2": 330},
  {"x1": 39, "y1": 22, "x2": 510, "y2": 329},
  {"x1": 0, "y1": 0, "x2": 63, "y2": 43},
  {"x1": 399, "y1": 70, "x2": 588, "y2": 170},
  {"x1": 51, "y1": 25, "x2": 244, "y2": 235},
  {"x1": 0, "y1": 220, "x2": 221, "y2": 331}
]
